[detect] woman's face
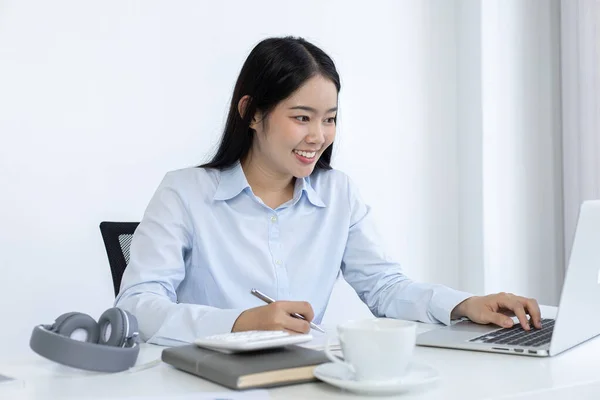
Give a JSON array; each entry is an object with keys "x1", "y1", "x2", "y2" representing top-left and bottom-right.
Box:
[{"x1": 248, "y1": 74, "x2": 338, "y2": 179}]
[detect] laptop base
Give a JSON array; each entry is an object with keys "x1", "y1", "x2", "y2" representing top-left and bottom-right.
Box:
[{"x1": 417, "y1": 320, "x2": 550, "y2": 357}]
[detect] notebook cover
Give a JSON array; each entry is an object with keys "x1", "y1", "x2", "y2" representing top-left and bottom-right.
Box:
[{"x1": 161, "y1": 343, "x2": 329, "y2": 390}]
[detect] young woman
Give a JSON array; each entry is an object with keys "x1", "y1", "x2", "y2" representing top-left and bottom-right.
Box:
[{"x1": 115, "y1": 36, "x2": 542, "y2": 345}]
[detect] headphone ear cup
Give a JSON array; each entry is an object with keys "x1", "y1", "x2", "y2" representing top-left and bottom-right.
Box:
[
  {"x1": 51, "y1": 312, "x2": 80, "y2": 331},
  {"x1": 52, "y1": 312, "x2": 100, "y2": 343},
  {"x1": 98, "y1": 308, "x2": 128, "y2": 347},
  {"x1": 123, "y1": 310, "x2": 138, "y2": 338}
]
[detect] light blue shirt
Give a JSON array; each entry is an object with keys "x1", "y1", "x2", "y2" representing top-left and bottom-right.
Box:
[{"x1": 115, "y1": 161, "x2": 473, "y2": 345}]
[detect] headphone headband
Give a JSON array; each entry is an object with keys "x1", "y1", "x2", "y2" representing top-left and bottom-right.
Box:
[{"x1": 29, "y1": 308, "x2": 140, "y2": 373}]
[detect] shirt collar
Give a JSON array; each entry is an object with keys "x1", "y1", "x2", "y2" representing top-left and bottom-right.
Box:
[
  {"x1": 294, "y1": 174, "x2": 326, "y2": 208},
  {"x1": 213, "y1": 161, "x2": 326, "y2": 208},
  {"x1": 213, "y1": 161, "x2": 250, "y2": 201}
]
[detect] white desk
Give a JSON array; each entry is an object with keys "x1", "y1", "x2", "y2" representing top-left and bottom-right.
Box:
[{"x1": 2, "y1": 306, "x2": 600, "y2": 400}]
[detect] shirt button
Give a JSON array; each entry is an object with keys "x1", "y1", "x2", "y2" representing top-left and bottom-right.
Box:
[
  {"x1": 275, "y1": 260, "x2": 282, "y2": 265},
  {"x1": 271, "y1": 216, "x2": 277, "y2": 222}
]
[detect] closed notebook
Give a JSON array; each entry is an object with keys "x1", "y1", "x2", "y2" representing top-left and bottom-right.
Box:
[{"x1": 161, "y1": 344, "x2": 330, "y2": 390}]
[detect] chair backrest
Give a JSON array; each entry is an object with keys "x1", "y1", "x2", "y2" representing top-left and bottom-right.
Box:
[{"x1": 99, "y1": 221, "x2": 139, "y2": 297}]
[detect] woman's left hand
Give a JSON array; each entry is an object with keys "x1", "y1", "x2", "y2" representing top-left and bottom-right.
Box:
[{"x1": 451, "y1": 292, "x2": 543, "y2": 331}]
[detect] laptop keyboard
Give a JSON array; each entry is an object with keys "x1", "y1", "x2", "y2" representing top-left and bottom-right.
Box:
[{"x1": 469, "y1": 318, "x2": 555, "y2": 347}]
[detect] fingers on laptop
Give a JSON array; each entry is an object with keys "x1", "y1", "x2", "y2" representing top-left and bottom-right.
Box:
[
  {"x1": 487, "y1": 310, "x2": 514, "y2": 329},
  {"x1": 497, "y1": 293, "x2": 542, "y2": 330},
  {"x1": 513, "y1": 296, "x2": 543, "y2": 330},
  {"x1": 521, "y1": 297, "x2": 543, "y2": 329}
]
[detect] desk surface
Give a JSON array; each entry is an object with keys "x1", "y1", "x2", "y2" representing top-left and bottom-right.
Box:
[{"x1": 2, "y1": 306, "x2": 600, "y2": 400}]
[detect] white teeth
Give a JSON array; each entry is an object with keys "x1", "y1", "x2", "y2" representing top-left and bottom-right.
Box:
[{"x1": 294, "y1": 150, "x2": 316, "y2": 158}]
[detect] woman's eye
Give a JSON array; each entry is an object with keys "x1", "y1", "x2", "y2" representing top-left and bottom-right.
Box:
[
  {"x1": 295, "y1": 116, "x2": 310, "y2": 122},
  {"x1": 325, "y1": 117, "x2": 336, "y2": 124}
]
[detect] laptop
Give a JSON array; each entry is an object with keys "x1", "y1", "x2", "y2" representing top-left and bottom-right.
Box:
[{"x1": 417, "y1": 200, "x2": 600, "y2": 357}]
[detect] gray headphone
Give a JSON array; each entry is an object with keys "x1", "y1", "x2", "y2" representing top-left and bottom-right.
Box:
[{"x1": 29, "y1": 307, "x2": 140, "y2": 372}]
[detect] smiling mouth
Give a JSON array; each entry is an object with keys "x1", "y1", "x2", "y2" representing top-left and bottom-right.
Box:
[{"x1": 293, "y1": 149, "x2": 317, "y2": 159}]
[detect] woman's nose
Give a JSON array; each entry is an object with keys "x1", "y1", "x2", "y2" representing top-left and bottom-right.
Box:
[{"x1": 307, "y1": 125, "x2": 325, "y2": 144}]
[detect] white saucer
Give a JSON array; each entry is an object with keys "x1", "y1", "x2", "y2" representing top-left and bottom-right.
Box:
[{"x1": 313, "y1": 362, "x2": 440, "y2": 396}]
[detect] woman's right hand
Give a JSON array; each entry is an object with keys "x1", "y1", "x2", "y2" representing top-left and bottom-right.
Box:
[{"x1": 231, "y1": 301, "x2": 315, "y2": 334}]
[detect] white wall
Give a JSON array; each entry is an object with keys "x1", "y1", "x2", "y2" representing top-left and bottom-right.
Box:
[{"x1": 1, "y1": 0, "x2": 464, "y2": 359}]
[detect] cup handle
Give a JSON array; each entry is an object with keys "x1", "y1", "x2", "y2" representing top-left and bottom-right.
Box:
[{"x1": 323, "y1": 335, "x2": 355, "y2": 374}]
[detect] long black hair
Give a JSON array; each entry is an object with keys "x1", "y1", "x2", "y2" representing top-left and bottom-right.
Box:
[{"x1": 200, "y1": 36, "x2": 340, "y2": 170}]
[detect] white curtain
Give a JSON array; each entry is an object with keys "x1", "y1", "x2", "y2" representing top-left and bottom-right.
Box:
[
  {"x1": 560, "y1": 0, "x2": 600, "y2": 266},
  {"x1": 478, "y1": 0, "x2": 564, "y2": 305},
  {"x1": 455, "y1": 0, "x2": 600, "y2": 306},
  {"x1": 455, "y1": 0, "x2": 565, "y2": 306}
]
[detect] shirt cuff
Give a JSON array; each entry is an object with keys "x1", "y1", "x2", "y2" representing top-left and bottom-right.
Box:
[{"x1": 429, "y1": 287, "x2": 474, "y2": 326}]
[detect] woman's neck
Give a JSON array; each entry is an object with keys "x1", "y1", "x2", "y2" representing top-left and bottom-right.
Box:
[{"x1": 241, "y1": 155, "x2": 295, "y2": 208}]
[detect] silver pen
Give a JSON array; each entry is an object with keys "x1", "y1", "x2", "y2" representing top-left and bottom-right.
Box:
[{"x1": 250, "y1": 288, "x2": 326, "y2": 333}]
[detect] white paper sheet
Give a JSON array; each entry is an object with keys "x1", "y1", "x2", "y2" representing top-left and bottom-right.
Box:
[{"x1": 297, "y1": 325, "x2": 340, "y2": 351}]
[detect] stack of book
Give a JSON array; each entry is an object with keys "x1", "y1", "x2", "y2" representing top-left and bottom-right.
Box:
[{"x1": 162, "y1": 343, "x2": 331, "y2": 390}]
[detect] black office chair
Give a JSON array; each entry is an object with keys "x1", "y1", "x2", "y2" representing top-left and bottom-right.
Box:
[{"x1": 99, "y1": 221, "x2": 139, "y2": 297}]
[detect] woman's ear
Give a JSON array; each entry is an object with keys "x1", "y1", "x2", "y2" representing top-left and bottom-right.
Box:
[
  {"x1": 238, "y1": 95, "x2": 253, "y2": 120},
  {"x1": 238, "y1": 95, "x2": 260, "y2": 130}
]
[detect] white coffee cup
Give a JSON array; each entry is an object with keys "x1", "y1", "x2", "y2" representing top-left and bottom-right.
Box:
[{"x1": 324, "y1": 318, "x2": 417, "y2": 382}]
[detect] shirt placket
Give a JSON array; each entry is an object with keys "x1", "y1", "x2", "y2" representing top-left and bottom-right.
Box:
[{"x1": 268, "y1": 212, "x2": 289, "y2": 300}]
